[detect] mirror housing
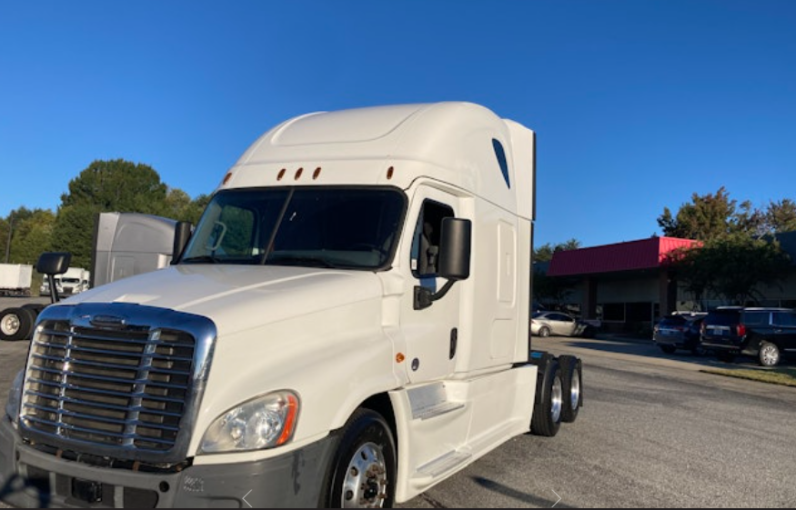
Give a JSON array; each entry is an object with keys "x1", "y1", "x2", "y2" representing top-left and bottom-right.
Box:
[
  {"x1": 37, "y1": 252, "x2": 72, "y2": 304},
  {"x1": 414, "y1": 218, "x2": 472, "y2": 310},
  {"x1": 172, "y1": 221, "x2": 193, "y2": 264},
  {"x1": 438, "y1": 218, "x2": 472, "y2": 281},
  {"x1": 36, "y1": 252, "x2": 71, "y2": 276}
]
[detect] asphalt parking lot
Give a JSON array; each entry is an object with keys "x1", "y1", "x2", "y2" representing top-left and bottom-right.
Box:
[{"x1": 1, "y1": 302, "x2": 796, "y2": 507}]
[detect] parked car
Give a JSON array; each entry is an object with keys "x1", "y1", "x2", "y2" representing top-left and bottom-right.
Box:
[
  {"x1": 532, "y1": 311, "x2": 597, "y2": 338},
  {"x1": 700, "y1": 307, "x2": 796, "y2": 366},
  {"x1": 652, "y1": 312, "x2": 707, "y2": 355}
]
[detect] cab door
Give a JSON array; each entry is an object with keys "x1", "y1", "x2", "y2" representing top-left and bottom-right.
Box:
[{"x1": 399, "y1": 188, "x2": 461, "y2": 383}]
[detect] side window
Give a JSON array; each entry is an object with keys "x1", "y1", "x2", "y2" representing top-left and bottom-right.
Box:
[
  {"x1": 744, "y1": 312, "x2": 770, "y2": 327},
  {"x1": 773, "y1": 312, "x2": 796, "y2": 327},
  {"x1": 411, "y1": 200, "x2": 454, "y2": 279}
]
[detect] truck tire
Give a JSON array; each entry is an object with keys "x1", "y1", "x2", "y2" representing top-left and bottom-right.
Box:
[
  {"x1": 323, "y1": 409, "x2": 396, "y2": 508},
  {"x1": 758, "y1": 341, "x2": 780, "y2": 367},
  {"x1": 531, "y1": 359, "x2": 563, "y2": 437},
  {"x1": 0, "y1": 307, "x2": 35, "y2": 341},
  {"x1": 559, "y1": 356, "x2": 582, "y2": 423}
]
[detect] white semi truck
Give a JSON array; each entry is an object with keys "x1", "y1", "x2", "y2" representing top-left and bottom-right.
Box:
[
  {"x1": 39, "y1": 267, "x2": 90, "y2": 296},
  {"x1": 1, "y1": 102, "x2": 583, "y2": 508}
]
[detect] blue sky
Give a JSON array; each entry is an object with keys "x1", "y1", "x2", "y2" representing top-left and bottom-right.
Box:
[{"x1": 1, "y1": 1, "x2": 795, "y2": 249}]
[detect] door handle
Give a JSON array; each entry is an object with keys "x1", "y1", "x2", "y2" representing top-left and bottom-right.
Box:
[{"x1": 450, "y1": 328, "x2": 458, "y2": 360}]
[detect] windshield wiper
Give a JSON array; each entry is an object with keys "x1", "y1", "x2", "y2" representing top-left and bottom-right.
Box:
[
  {"x1": 266, "y1": 255, "x2": 339, "y2": 269},
  {"x1": 180, "y1": 255, "x2": 221, "y2": 264}
]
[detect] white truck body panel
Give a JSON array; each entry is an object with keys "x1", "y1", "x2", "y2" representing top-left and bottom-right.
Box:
[{"x1": 0, "y1": 264, "x2": 32, "y2": 293}]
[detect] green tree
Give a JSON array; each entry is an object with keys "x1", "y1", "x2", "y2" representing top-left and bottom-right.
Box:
[
  {"x1": 765, "y1": 199, "x2": 796, "y2": 234},
  {"x1": 162, "y1": 189, "x2": 211, "y2": 225},
  {"x1": 657, "y1": 187, "x2": 762, "y2": 241},
  {"x1": 8, "y1": 209, "x2": 55, "y2": 265},
  {"x1": 51, "y1": 159, "x2": 170, "y2": 268},
  {"x1": 533, "y1": 239, "x2": 581, "y2": 263},
  {"x1": 670, "y1": 235, "x2": 791, "y2": 305}
]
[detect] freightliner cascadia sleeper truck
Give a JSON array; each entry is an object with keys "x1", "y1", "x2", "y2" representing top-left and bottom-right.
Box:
[{"x1": 1, "y1": 102, "x2": 583, "y2": 508}]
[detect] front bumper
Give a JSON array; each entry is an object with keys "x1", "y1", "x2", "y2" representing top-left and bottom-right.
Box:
[{"x1": 0, "y1": 417, "x2": 337, "y2": 508}]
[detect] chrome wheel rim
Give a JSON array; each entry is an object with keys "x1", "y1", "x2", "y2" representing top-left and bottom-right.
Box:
[
  {"x1": 1, "y1": 314, "x2": 20, "y2": 336},
  {"x1": 761, "y1": 344, "x2": 779, "y2": 366},
  {"x1": 551, "y1": 374, "x2": 563, "y2": 423},
  {"x1": 342, "y1": 442, "x2": 388, "y2": 508},
  {"x1": 570, "y1": 372, "x2": 581, "y2": 410}
]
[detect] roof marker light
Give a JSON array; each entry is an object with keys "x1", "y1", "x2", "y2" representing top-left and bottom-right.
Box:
[
  {"x1": 222, "y1": 172, "x2": 233, "y2": 185},
  {"x1": 277, "y1": 169, "x2": 286, "y2": 181},
  {"x1": 295, "y1": 168, "x2": 303, "y2": 180},
  {"x1": 387, "y1": 166, "x2": 394, "y2": 180},
  {"x1": 313, "y1": 167, "x2": 322, "y2": 180}
]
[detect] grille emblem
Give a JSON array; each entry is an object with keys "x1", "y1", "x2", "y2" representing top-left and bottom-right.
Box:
[{"x1": 90, "y1": 314, "x2": 127, "y2": 328}]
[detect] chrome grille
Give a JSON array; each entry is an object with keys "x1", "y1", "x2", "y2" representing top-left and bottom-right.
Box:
[{"x1": 19, "y1": 303, "x2": 217, "y2": 464}]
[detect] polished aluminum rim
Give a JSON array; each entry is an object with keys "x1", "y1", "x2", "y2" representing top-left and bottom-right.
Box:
[
  {"x1": 551, "y1": 374, "x2": 563, "y2": 423},
  {"x1": 570, "y1": 371, "x2": 581, "y2": 410},
  {"x1": 342, "y1": 441, "x2": 388, "y2": 508}
]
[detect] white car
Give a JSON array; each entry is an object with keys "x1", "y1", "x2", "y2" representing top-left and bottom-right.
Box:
[{"x1": 532, "y1": 311, "x2": 597, "y2": 338}]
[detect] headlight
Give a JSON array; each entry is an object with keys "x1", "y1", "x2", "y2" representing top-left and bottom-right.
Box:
[
  {"x1": 5, "y1": 370, "x2": 24, "y2": 427},
  {"x1": 200, "y1": 391, "x2": 299, "y2": 454}
]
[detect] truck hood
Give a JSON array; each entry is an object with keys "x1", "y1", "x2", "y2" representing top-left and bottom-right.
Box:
[{"x1": 64, "y1": 265, "x2": 384, "y2": 336}]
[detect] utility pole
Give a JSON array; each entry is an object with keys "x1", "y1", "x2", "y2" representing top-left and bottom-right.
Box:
[{"x1": 4, "y1": 218, "x2": 12, "y2": 263}]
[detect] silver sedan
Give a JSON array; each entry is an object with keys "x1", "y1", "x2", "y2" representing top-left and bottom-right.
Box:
[{"x1": 531, "y1": 311, "x2": 579, "y2": 337}]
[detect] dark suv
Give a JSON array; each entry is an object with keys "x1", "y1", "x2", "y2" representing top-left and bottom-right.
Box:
[
  {"x1": 653, "y1": 313, "x2": 707, "y2": 355},
  {"x1": 700, "y1": 307, "x2": 796, "y2": 366}
]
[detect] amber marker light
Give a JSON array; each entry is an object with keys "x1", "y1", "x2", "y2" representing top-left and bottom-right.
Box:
[
  {"x1": 276, "y1": 393, "x2": 300, "y2": 446},
  {"x1": 313, "y1": 167, "x2": 322, "y2": 180},
  {"x1": 222, "y1": 172, "x2": 233, "y2": 185},
  {"x1": 295, "y1": 167, "x2": 304, "y2": 180},
  {"x1": 277, "y1": 168, "x2": 286, "y2": 181},
  {"x1": 396, "y1": 353, "x2": 405, "y2": 363},
  {"x1": 387, "y1": 166, "x2": 394, "y2": 180}
]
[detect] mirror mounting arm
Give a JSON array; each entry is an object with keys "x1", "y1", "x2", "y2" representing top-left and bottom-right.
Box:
[{"x1": 413, "y1": 280, "x2": 456, "y2": 311}]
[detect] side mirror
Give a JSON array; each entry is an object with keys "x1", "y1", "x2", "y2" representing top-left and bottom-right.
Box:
[
  {"x1": 36, "y1": 252, "x2": 71, "y2": 276},
  {"x1": 36, "y1": 252, "x2": 71, "y2": 304},
  {"x1": 438, "y1": 218, "x2": 472, "y2": 281},
  {"x1": 172, "y1": 221, "x2": 193, "y2": 264},
  {"x1": 414, "y1": 218, "x2": 472, "y2": 310}
]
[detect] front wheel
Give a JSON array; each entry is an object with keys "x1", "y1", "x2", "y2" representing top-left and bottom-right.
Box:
[
  {"x1": 758, "y1": 341, "x2": 780, "y2": 367},
  {"x1": 324, "y1": 409, "x2": 396, "y2": 508}
]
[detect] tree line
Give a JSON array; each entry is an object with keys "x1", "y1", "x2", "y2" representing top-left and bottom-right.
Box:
[
  {"x1": 0, "y1": 159, "x2": 209, "y2": 270},
  {"x1": 535, "y1": 187, "x2": 796, "y2": 308}
]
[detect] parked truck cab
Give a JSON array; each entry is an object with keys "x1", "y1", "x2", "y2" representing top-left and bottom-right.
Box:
[{"x1": 1, "y1": 102, "x2": 581, "y2": 508}]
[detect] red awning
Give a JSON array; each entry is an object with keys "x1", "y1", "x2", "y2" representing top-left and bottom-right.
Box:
[{"x1": 547, "y1": 237, "x2": 699, "y2": 277}]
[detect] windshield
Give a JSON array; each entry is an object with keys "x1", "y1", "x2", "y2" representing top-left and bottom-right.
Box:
[{"x1": 180, "y1": 187, "x2": 406, "y2": 270}]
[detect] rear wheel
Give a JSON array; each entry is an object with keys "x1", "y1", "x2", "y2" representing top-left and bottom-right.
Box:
[
  {"x1": 531, "y1": 360, "x2": 563, "y2": 437},
  {"x1": 758, "y1": 342, "x2": 780, "y2": 367},
  {"x1": 539, "y1": 327, "x2": 551, "y2": 338},
  {"x1": 659, "y1": 345, "x2": 676, "y2": 355},
  {"x1": 324, "y1": 409, "x2": 396, "y2": 508},
  {"x1": 0, "y1": 307, "x2": 35, "y2": 341},
  {"x1": 559, "y1": 356, "x2": 582, "y2": 423}
]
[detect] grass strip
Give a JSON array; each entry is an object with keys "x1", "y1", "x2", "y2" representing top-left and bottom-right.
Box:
[{"x1": 701, "y1": 367, "x2": 796, "y2": 387}]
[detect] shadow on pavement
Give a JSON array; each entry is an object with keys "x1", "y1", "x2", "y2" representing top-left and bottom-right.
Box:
[{"x1": 472, "y1": 476, "x2": 575, "y2": 508}]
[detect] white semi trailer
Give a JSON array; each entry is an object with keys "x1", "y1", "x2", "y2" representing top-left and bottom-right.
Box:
[
  {"x1": 0, "y1": 264, "x2": 32, "y2": 297},
  {"x1": 1, "y1": 102, "x2": 583, "y2": 508}
]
